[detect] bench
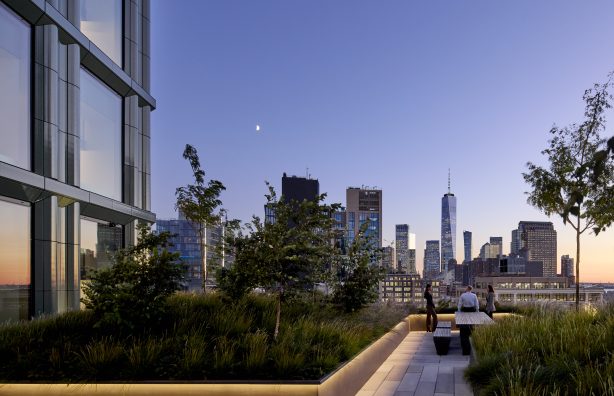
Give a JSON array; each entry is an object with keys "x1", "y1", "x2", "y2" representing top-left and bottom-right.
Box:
[{"x1": 433, "y1": 327, "x2": 451, "y2": 355}]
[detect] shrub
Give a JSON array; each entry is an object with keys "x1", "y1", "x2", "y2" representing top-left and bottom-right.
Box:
[{"x1": 81, "y1": 224, "x2": 183, "y2": 331}]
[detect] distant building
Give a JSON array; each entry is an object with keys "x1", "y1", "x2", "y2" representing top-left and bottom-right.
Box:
[
  {"x1": 560, "y1": 255, "x2": 575, "y2": 284},
  {"x1": 157, "y1": 215, "x2": 231, "y2": 291},
  {"x1": 408, "y1": 232, "x2": 417, "y2": 274},
  {"x1": 518, "y1": 221, "x2": 557, "y2": 277},
  {"x1": 489, "y1": 237, "x2": 503, "y2": 257},
  {"x1": 346, "y1": 187, "x2": 382, "y2": 248},
  {"x1": 510, "y1": 229, "x2": 521, "y2": 255},
  {"x1": 463, "y1": 231, "x2": 472, "y2": 263},
  {"x1": 282, "y1": 173, "x2": 319, "y2": 203},
  {"x1": 479, "y1": 242, "x2": 500, "y2": 260},
  {"x1": 381, "y1": 246, "x2": 395, "y2": 272},
  {"x1": 474, "y1": 276, "x2": 604, "y2": 306},
  {"x1": 395, "y1": 224, "x2": 409, "y2": 273},
  {"x1": 424, "y1": 240, "x2": 441, "y2": 280},
  {"x1": 499, "y1": 254, "x2": 543, "y2": 277},
  {"x1": 465, "y1": 258, "x2": 500, "y2": 286},
  {"x1": 441, "y1": 172, "x2": 457, "y2": 272},
  {"x1": 332, "y1": 208, "x2": 347, "y2": 253},
  {"x1": 380, "y1": 274, "x2": 440, "y2": 306}
]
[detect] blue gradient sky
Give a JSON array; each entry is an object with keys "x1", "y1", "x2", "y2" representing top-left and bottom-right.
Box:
[{"x1": 150, "y1": 1, "x2": 614, "y2": 282}]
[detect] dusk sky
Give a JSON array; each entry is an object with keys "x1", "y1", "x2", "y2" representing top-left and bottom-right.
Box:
[{"x1": 150, "y1": 1, "x2": 614, "y2": 282}]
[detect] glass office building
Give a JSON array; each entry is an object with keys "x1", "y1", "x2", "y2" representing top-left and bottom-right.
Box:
[
  {"x1": 0, "y1": 0, "x2": 154, "y2": 321},
  {"x1": 440, "y1": 191, "x2": 457, "y2": 273}
]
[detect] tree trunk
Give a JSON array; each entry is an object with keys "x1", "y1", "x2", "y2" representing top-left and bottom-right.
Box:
[
  {"x1": 274, "y1": 290, "x2": 282, "y2": 340},
  {"x1": 575, "y1": 218, "x2": 581, "y2": 311},
  {"x1": 200, "y1": 225, "x2": 207, "y2": 293}
]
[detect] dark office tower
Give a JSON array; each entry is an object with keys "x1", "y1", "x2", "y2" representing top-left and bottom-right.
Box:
[
  {"x1": 0, "y1": 0, "x2": 154, "y2": 321},
  {"x1": 381, "y1": 246, "x2": 394, "y2": 272},
  {"x1": 510, "y1": 229, "x2": 521, "y2": 255},
  {"x1": 408, "y1": 232, "x2": 417, "y2": 274},
  {"x1": 424, "y1": 240, "x2": 441, "y2": 280},
  {"x1": 518, "y1": 221, "x2": 558, "y2": 277},
  {"x1": 281, "y1": 173, "x2": 319, "y2": 203},
  {"x1": 441, "y1": 172, "x2": 457, "y2": 273},
  {"x1": 395, "y1": 225, "x2": 409, "y2": 273},
  {"x1": 489, "y1": 237, "x2": 503, "y2": 257},
  {"x1": 463, "y1": 231, "x2": 472, "y2": 263},
  {"x1": 561, "y1": 255, "x2": 575, "y2": 284},
  {"x1": 346, "y1": 187, "x2": 382, "y2": 248}
]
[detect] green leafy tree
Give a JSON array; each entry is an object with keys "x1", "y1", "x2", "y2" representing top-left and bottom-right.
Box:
[
  {"x1": 81, "y1": 224, "x2": 183, "y2": 330},
  {"x1": 523, "y1": 78, "x2": 614, "y2": 310},
  {"x1": 331, "y1": 223, "x2": 385, "y2": 312},
  {"x1": 175, "y1": 144, "x2": 226, "y2": 292},
  {"x1": 225, "y1": 184, "x2": 340, "y2": 339}
]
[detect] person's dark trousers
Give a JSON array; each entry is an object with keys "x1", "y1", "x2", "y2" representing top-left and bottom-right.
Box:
[
  {"x1": 486, "y1": 311, "x2": 493, "y2": 319},
  {"x1": 426, "y1": 306, "x2": 438, "y2": 332},
  {"x1": 458, "y1": 306, "x2": 476, "y2": 355}
]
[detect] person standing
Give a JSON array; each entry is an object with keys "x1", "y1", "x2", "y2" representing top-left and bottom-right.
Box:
[
  {"x1": 424, "y1": 284, "x2": 438, "y2": 332},
  {"x1": 457, "y1": 285, "x2": 479, "y2": 312},
  {"x1": 485, "y1": 284, "x2": 496, "y2": 319},
  {"x1": 457, "y1": 285, "x2": 479, "y2": 355}
]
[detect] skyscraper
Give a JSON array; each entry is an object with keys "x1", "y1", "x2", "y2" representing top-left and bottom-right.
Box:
[
  {"x1": 281, "y1": 173, "x2": 319, "y2": 203},
  {"x1": 489, "y1": 237, "x2": 503, "y2": 257},
  {"x1": 463, "y1": 231, "x2": 472, "y2": 263},
  {"x1": 346, "y1": 187, "x2": 382, "y2": 248},
  {"x1": 510, "y1": 229, "x2": 521, "y2": 255},
  {"x1": 424, "y1": 240, "x2": 441, "y2": 280},
  {"x1": 0, "y1": 0, "x2": 153, "y2": 321},
  {"x1": 441, "y1": 172, "x2": 457, "y2": 273},
  {"x1": 408, "y1": 232, "x2": 417, "y2": 274},
  {"x1": 518, "y1": 221, "x2": 558, "y2": 277},
  {"x1": 561, "y1": 255, "x2": 575, "y2": 284},
  {"x1": 395, "y1": 224, "x2": 409, "y2": 273}
]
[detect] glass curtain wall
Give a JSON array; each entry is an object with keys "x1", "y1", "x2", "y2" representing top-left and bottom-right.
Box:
[
  {"x1": 79, "y1": 0, "x2": 122, "y2": 65},
  {"x1": 0, "y1": 3, "x2": 30, "y2": 169},
  {"x1": 79, "y1": 218, "x2": 122, "y2": 294},
  {"x1": 80, "y1": 68, "x2": 122, "y2": 201},
  {"x1": 0, "y1": 198, "x2": 31, "y2": 322}
]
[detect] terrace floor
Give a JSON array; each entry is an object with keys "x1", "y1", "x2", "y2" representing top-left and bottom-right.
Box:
[{"x1": 356, "y1": 331, "x2": 474, "y2": 396}]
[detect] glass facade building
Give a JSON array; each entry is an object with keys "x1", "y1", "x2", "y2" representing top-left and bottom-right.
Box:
[
  {"x1": 395, "y1": 224, "x2": 409, "y2": 274},
  {"x1": 463, "y1": 230, "x2": 472, "y2": 263},
  {"x1": 423, "y1": 240, "x2": 440, "y2": 280},
  {"x1": 518, "y1": 221, "x2": 557, "y2": 277},
  {"x1": 440, "y1": 192, "x2": 456, "y2": 273},
  {"x1": 0, "y1": 0, "x2": 154, "y2": 322},
  {"x1": 346, "y1": 188, "x2": 382, "y2": 248}
]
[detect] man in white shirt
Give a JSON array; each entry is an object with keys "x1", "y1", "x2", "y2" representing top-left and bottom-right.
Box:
[{"x1": 457, "y1": 285, "x2": 479, "y2": 312}]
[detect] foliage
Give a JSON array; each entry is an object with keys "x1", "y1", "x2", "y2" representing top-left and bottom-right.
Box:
[
  {"x1": 175, "y1": 144, "x2": 226, "y2": 291},
  {"x1": 331, "y1": 223, "x2": 385, "y2": 312},
  {"x1": 220, "y1": 184, "x2": 341, "y2": 338},
  {"x1": 81, "y1": 224, "x2": 183, "y2": 331},
  {"x1": 0, "y1": 294, "x2": 408, "y2": 382},
  {"x1": 466, "y1": 303, "x2": 614, "y2": 396},
  {"x1": 523, "y1": 76, "x2": 614, "y2": 309}
]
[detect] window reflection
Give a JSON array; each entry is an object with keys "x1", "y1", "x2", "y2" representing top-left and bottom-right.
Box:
[
  {"x1": 80, "y1": 0, "x2": 122, "y2": 65},
  {"x1": 0, "y1": 198, "x2": 30, "y2": 322},
  {"x1": 0, "y1": 3, "x2": 30, "y2": 170},
  {"x1": 80, "y1": 218, "x2": 123, "y2": 282},
  {"x1": 80, "y1": 68, "x2": 122, "y2": 201}
]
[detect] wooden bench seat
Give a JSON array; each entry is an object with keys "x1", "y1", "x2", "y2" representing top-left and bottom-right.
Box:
[{"x1": 433, "y1": 327, "x2": 451, "y2": 355}]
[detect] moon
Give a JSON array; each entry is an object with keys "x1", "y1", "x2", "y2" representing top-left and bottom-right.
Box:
[{"x1": 256, "y1": 124, "x2": 261, "y2": 132}]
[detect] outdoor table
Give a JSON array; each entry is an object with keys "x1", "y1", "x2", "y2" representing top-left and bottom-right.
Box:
[{"x1": 455, "y1": 312, "x2": 494, "y2": 355}]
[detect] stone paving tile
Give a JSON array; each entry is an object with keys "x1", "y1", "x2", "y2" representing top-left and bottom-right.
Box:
[
  {"x1": 454, "y1": 383, "x2": 474, "y2": 396},
  {"x1": 435, "y1": 373, "x2": 454, "y2": 394},
  {"x1": 414, "y1": 381, "x2": 436, "y2": 396},
  {"x1": 397, "y1": 372, "x2": 421, "y2": 392},
  {"x1": 453, "y1": 367, "x2": 465, "y2": 384},
  {"x1": 394, "y1": 392, "x2": 415, "y2": 396},
  {"x1": 406, "y1": 364, "x2": 424, "y2": 373},
  {"x1": 386, "y1": 364, "x2": 410, "y2": 381},
  {"x1": 376, "y1": 381, "x2": 402, "y2": 396},
  {"x1": 420, "y1": 365, "x2": 439, "y2": 382}
]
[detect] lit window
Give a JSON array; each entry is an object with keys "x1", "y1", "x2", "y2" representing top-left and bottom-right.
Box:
[{"x1": 80, "y1": 0, "x2": 122, "y2": 65}]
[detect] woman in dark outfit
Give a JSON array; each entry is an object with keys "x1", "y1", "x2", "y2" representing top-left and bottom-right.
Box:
[{"x1": 424, "y1": 284, "x2": 437, "y2": 332}]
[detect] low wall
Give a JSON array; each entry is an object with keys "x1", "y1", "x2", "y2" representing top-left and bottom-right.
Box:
[{"x1": 0, "y1": 319, "x2": 410, "y2": 396}]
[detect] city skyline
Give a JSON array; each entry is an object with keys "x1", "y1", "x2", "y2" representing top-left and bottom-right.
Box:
[{"x1": 150, "y1": 1, "x2": 614, "y2": 282}]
